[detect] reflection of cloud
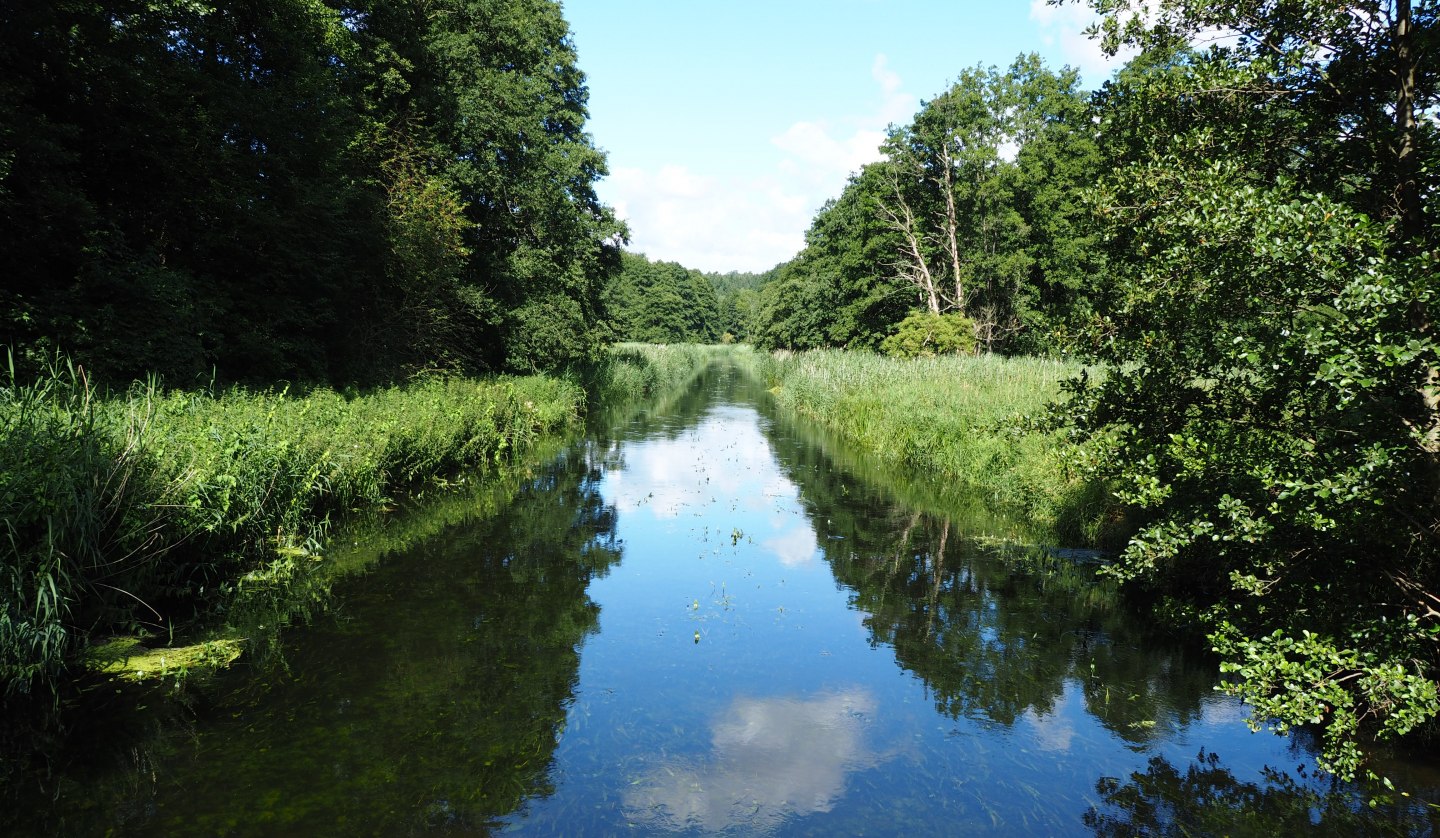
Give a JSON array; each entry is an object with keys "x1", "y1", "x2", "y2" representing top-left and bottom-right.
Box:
[
  {"x1": 763, "y1": 526, "x2": 819, "y2": 567},
  {"x1": 625, "y1": 689, "x2": 880, "y2": 833},
  {"x1": 606, "y1": 407, "x2": 802, "y2": 524},
  {"x1": 1023, "y1": 706, "x2": 1076, "y2": 753}
]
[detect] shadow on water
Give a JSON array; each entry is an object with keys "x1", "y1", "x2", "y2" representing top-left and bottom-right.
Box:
[
  {"x1": 8, "y1": 360, "x2": 1440, "y2": 835},
  {"x1": 7, "y1": 443, "x2": 620, "y2": 836}
]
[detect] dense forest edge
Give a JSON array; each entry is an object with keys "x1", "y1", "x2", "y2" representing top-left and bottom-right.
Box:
[{"x1": 3, "y1": 0, "x2": 1439, "y2": 789}]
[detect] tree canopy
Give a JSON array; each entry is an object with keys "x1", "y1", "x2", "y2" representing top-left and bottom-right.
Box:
[
  {"x1": 605, "y1": 252, "x2": 722, "y2": 345},
  {"x1": 751, "y1": 55, "x2": 1104, "y2": 355},
  {"x1": 0, "y1": 0, "x2": 623, "y2": 384},
  {"x1": 1062, "y1": 0, "x2": 1440, "y2": 778}
]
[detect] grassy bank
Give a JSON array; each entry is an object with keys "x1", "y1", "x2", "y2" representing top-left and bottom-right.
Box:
[
  {"x1": 1, "y1": 344, "x2": 725, "y2": 711},
  {"x1": 739, "y1": 348, "x2": 1113, "y2": 545},
  {"x1": 0, "y1": 363, "x2": 582, "y2": 706},
  {"x1": 586, "y1": 342, "x2": 729, "y2": 402}
]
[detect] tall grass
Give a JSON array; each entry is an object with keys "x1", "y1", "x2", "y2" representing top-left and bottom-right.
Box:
[
  {"x1": 585, "y1": 343, "x2": 728, "y2": 403},
  {"x1": 739, "y1": 348, "x2": 1114, "y2": 545},
  {"x1": 1, "y1": 343, "x2": 726, "y2": 709},
  {"x1": 0, "y1": 361, "x2": 583, "y2": 705}
]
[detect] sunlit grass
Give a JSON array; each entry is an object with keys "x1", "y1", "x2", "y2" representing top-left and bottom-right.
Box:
[
  {"x1": 0, "y1": 362, "x2": 583, "y2": 705},
  {"x1": 591, "y1": 343, "x2": 728, "y2": 401},
  {"x1": 738, "y1": 348, "x2": 1112, "y2": 545}
]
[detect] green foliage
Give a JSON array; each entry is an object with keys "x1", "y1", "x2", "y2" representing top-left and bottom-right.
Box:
[
  {"x1": 0, "y1": 0, "x2": 621, "y2": 383},
  {"x1": 605, "y1": 252, "x2": 723, "y2": 344},
  {"x1": 753, "y1": 165, "x2": 910, "y2": 351},
  {"x1": 1069, "y1": 0, "x2": 1440, "y2": 778},
  {"x1": 0, "y1": 361, "x2": 172, "y2": 705},
  {"x1": 880, "y1": 312, "x2": 979, "y2": 358},
  {"x1": 707, "y1": 268, "x2": 777, "y2": 343},
  {"x1": 751, "y1": 54, "x2": 1103, "y2": 355}
]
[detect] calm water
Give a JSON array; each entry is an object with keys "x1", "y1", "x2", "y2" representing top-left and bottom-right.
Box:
[{"x1": 21, "y1": 365, "x2": 1440, "y2": 835}]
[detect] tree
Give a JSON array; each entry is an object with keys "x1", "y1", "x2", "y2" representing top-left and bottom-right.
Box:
[
  {"x1": 751, "y1": 55, "x2": 1102, "y2": 355},
  {"x1": 879, "y1": 63, "x2": 1027, "y2": 340},
  {"x1": 605, "y1": 252, "x2": 722, "y2": 344},
  {"x1": 362, "y1": 0, "x2": 624, "y2": 374},
  {"x1": 878, "y1": 56, "x2": 1099, "y2": 351},
  {"x1": 753, "y1": 164, "x2": 910, "y2": 351},
  {"x1": 0, "y1": 0, "x2": 622, "y2": 383},
  {"x1": 1063, "y1": 0, "x2": 1440, "y2": 777}
]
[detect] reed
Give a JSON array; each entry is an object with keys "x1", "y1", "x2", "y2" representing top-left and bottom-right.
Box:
[
  {"x1": 586, "y1": 343, "x2": 727, "y2": 402},
  {"x1": 0, "y1": 361, "x2": 583, "y2": 704},
  {"x1": 738, "y1": 348, "x2": 1114, "y2": 545}
]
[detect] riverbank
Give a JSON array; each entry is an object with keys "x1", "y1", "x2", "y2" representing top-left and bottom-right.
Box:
[
  {"x1": 736, "y1": 347, "x2": 1116, "y2": 546},
  {"x1": 1, "y1": 346, "x2": 719, "y2": 717}
]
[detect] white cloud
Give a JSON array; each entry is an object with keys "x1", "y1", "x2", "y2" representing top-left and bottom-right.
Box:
[
  {"x1": 1028, "y1": 0, "x2": 1135, "y2": 84},
  {"x1": 598, "y1": 54, "x2": 918, "y2": 274},
  {"x1": 763, "y1": 525, "x2": 819, "y2": 567},
  {"x1": 603, "y1": 165, "x2": 806, "y2": 274},
  {"x1": 770, "y1": 53, "x2": 917, "y2": 197}
]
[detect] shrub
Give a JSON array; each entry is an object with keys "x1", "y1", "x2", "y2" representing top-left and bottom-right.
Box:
[{"x1": 880, "y1": 312, "x2": 978, "y2": 358}]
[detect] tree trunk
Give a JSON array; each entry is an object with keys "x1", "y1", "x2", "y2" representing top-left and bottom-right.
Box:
[
  {"x1": 1393, "y1": 0, "x2": 1423, "y2": 245},
  {"x1": 881, "y1": 168, "x2": 941, "y2": 314},
  {"x1": 938, "y1": 143, "x2": 966, "y2": 313}
]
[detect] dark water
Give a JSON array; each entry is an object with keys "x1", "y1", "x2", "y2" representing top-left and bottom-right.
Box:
[{"x1": 18, "y1": 366, "x2": 1440, "y2": 835}]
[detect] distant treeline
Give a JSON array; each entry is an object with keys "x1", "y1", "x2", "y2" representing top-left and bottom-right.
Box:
[
  {"x1": 1, "y1": 0, "x2": 622, "y2": 384},
  {"x1": 605, "y1": 252, "x2": 774, "y2": 345}
]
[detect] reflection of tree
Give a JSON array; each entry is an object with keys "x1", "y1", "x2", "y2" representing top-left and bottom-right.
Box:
[
  {"x1": 1084, "y1": 751, "x2": 1439, "y2": 837},
  {"x1": 589, "y1": 364, "x2": 737, "y2": 448},
  {"x1": 30, "y1": 450, "x2": 620, "y2": 835},
  {"x1": 758, "y1": 397, "x2": 1216, "y2": 738}
]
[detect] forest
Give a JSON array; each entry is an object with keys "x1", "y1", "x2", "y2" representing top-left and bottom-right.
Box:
[
  {"x1": 1, "y1": 0, "x2": 622, "y2": 384},
  {"x1": 1, "y1": 0, "x2": 1438, "y2": 791}
]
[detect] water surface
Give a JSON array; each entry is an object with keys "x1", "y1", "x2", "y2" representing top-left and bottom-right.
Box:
[{"x1": 28, "y1": 365, "x2": 1440, "y2": 835}]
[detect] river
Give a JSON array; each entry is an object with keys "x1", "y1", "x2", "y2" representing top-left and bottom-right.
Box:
[{"x1": 17, "y1": 364, "x2": 1439, "y2": 835}]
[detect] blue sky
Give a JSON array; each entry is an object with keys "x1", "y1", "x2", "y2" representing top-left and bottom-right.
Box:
[{"x1": 563, "y1": 1, "x2": 1129, "y2": 273}]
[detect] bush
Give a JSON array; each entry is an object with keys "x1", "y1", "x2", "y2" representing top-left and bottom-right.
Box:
[{"x1": 880, "y1": 312, "x2": 977, "y2": 358}]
